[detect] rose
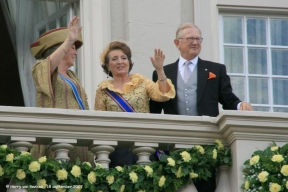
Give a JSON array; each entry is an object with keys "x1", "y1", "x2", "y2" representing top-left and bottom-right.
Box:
[
  {"x1": 215, "y1": 139, "x2": 224, "y2": 149},
  {"x1": 286, "y1": 181, "x2": 288, "y2": 189},
  {"x1": 82, "y1": 162, "x2": 91, "y2": 168},
  {"x1": 249, "y1": 155, "x2": 260, "y2": 165},
  {"x1": 257, "y1": 171, "x2": 269, "y2": 183},
  {"x1": 16, "y1": 169, "x2": 26, "y2": 180},
  {"x1": 0, "y1": 165, "x2": 4, "y2": 176},
  {"x1": 115, "y1": 166, "x2": 123, "y2": 172},
  {"x1": 271, "y1": 155, "x2": 284, "y2": 162},
  {"x1": 167, "y1": 158, "x2": 175, "y2": 167},
  {"x1": 144, "y1": 165, "x2": 153, "y2": 177},
  {"x1": 56, "y1": 169, "x2": 68, "y2": 180},
  {"x1": 158, "y1": 176, "x2": 166, "y2": 187},
  {"x1": 88, "y1": 171, "x2": 96, "y2": 184},
  {"x1": 244, "y1": 180, "x2": 249, "y2": 190},
  {"x1": 176, "y1": 167, "x2": 182, "y2": 178},
  {"x1": 269, "y1": 183, "x2": 281, "y2": 192},
  {"x1": 120, "y1": 185, "x2": 125, "y2": 192},
  {"x1": 180, "y1": 151, "x2": 191, "y2": 162},
  {"x1": 281, "y1": 165, "x2": 288, "y2": 176},
  {"x1": 129, "y1": 171, "x2": 138, "y2": 183},
  {"x1": 29, "y1": 161, "x2": 41, "y2": 172},
  {"x1": 189, "y1": 172, "x2": 198, "y2": 179},
  {"x1": 73, "y1": 188, "x2": 81, "y2": 192},
  {"x1": 6, "y1": 153, "x2": 14, "y2": 162},
  {"x1": 213, "y1": 149, "x2": 217, "y2": 159},
  {"x1": 71, "y1": 165, "x2": 81, "y2": 177},
  {"x1": 38, "y1": 156, "x2": 47, "y2": 163},
  {"x1": 95, "y1": 163, "x2": 104, "y2": 168},
  {"x1": 56, "y1": 187, "x2": 66, "y2": 192},
  {"x1": 1, "y1": 145, "x2": 7, "y2": 149},
  {"x1": 20, "y1": 152, "x2": 30, "y2": 156},
  {"x1": 37, "y1": 179, "x2": 47, "y2": 188},
  {"x1": 195, "y1": 145, "x2": 205, "y2": 154},
  {"x1": 106, "y1": 175, "x2": 114, "y2": 185},
  {"x1": 271, "y1": 146, "x2": 279, "y2": 151}
]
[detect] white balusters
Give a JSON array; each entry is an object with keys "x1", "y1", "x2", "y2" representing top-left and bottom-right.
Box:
[
  {"x1": 132, "y1": 142, "x2": 157, "y2": 165},
  {"x1": 49, "y1": 138, "x2": 76, "y2": 161},
  {"x1": 91, "y1": 140, "x2": 117, "y2": 169}
]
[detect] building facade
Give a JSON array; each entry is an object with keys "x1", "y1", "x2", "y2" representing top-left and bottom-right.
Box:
[{"x1": 1, "y1": 0, "x2": 288, "y2": 110}]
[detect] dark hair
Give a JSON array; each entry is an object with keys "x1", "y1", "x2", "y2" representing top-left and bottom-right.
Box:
[{"x1": 101, "y1": 41, "x2": 134, "y2": 77}]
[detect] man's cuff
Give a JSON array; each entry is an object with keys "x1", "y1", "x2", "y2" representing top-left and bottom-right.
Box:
[{"x1": 237, "y1": 102, "x2": 242, "y2": 110}]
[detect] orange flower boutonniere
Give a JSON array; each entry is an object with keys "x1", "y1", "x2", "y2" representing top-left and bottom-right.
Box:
[{"x1": 208, "y1": 72, "x2": 216, "y2": 79}]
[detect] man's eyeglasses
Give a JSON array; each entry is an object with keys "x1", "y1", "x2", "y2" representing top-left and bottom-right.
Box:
[{"x1": 178, "y1": 37, "x2": 203, "y2": 43}]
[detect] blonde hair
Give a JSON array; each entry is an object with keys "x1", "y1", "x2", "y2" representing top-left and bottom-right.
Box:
[{"x1": 175, "y1": 23, "x2": 202, "y2": 38}]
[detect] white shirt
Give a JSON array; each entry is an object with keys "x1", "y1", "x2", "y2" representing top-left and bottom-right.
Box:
[{"x1": 178, "y1": 56, "x2": 199, "y2": 80}]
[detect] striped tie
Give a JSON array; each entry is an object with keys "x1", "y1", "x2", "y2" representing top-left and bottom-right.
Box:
[{"x1": 184, "y1": 60, "x2": 192, "y2": 84}]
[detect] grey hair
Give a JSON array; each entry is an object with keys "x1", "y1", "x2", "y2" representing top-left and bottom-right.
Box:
[{"x1": 175, "y1": 23, "x2": 202, "y2": 38}]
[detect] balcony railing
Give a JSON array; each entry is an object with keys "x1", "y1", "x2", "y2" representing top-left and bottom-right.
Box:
[{"x1": 1, "y1": 106, "x2": 288, "y2": 192}]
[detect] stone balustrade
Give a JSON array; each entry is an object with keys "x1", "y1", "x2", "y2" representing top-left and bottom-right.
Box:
[{"x1": 1, "y1": 106, "x2": 288, "y2": 192}]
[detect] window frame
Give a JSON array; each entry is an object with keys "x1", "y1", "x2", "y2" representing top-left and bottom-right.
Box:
[{"x1": 219, "y1": 13, "x2": 288, "y2": 112}]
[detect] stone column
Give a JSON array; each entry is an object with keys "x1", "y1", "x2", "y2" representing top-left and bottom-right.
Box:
[
  {"x1": 49, "y1": 138, "x2": 76, "y2": 161},
  {"x1": 91, "y1": 140, "x2": 117, "y2": 169},
  {"x1": 131, "y1": 142, "x2": 158, "y2": 165},
  {"x1": 8, "y1": 136, "x2": 35, "y2": 152}
]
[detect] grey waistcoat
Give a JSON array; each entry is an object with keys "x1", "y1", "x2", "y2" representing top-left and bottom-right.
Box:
[{"x1": 177, "y1": 65, "x2": 198, "y2": 116}]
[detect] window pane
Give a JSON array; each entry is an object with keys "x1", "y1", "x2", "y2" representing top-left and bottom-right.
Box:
[
  {"x1": 248, "y1": 48, "x2": 267, "y2": 74},
  {"x1": 224, "y1": 47, "x2": 244, "y2": 73},
  {"x1": 271, "y1": 49, "x2": 288, "y2": 76},
  {"x1": 274, "y1": 108, "x2": 288, "y2": 113},
  {"x1": 49, "y1": 20, "x2": 56, "y2": 30},
  {"x1": 60, "y1": 14, "x2": 67, "y2": 27},
  {"x1": 249, "y1": 78, "x2": 268, "y2": 104},
  {"x1": 39, "y1": 28, "x2": 46, "y2": 37},
  {"x1": 253, "y1": 107, "x2": 270, "y2": 112},
  {"x1": 273, "y1": 79, "x2": 288, "y2": 105},
  {"x1": 223, "y1": 17, "x2": 243, "y2": 44},
  {"x1": 247, "y1": 18, "x2": 266, "y2": 45},
  {"x1": 271, "y1": 19, "x2": 288, "y2": 46},
  {"x1": 230, "y1": 77, "x2": 245, "y2": 101}
]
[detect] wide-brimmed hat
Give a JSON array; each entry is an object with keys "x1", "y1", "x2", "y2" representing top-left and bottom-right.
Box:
[{"x1": 30, "y1": 27, "x2": 83, "y2": 59}]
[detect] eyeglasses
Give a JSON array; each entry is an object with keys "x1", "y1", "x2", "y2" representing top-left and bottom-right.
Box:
[{"x1": 178, "y1": 37, "x2": 203, "y2": 43}]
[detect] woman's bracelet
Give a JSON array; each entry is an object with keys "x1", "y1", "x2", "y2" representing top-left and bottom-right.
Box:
[
  {"x1": 62, "y1": 48, "x2": 68, "y2": 54},
  {"x1": 159, "y1": 76, "x2": 167, "y2": 82}
]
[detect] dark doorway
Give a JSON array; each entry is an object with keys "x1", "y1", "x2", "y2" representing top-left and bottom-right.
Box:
[{"x1": 0, "y1": 0, "x2": 24, "y2": 107}]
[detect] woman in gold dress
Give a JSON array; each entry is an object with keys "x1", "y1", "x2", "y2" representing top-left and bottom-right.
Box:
[
  {"x1": 30, "y1": 16, "x2": 91, "y2": 163},
  {"x1": 94, "y1": 41, "x2": 175, "y2": 167}
]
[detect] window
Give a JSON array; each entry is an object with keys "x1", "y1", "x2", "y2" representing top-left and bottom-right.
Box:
[
  {"x1": 33, "y1": 3, "x2": 80, "y2": 73},
  {"x1": 220, "y1": 15, "x2": 288, "y2": 112},
  {"x1": 34, "y1": 3, "x2": 71, "y2": 40}
]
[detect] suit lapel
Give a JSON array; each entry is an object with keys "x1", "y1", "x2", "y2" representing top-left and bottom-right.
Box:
[
  {"x1": 166, "y1": 60, "x2": 179, "y2": 113},
  {"x1": 197, "y1": 58, "x2": 209, "y2": 102}
]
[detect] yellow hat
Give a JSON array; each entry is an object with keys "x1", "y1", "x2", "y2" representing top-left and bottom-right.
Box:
[{"x1": 30, "y1": 27, "x2": 83, "y2": 59}]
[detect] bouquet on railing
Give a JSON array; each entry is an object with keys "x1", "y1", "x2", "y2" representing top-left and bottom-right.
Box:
[
  {"x1": 242, "y1": 142, "x2": 288, "y2": 192},
  {"x1": 0, "y1": 139, "x2": 231, "y2": 192}
]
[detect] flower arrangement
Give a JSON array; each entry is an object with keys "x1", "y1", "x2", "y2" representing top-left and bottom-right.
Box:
[
  {"x1": 0, "y1": 139, "x2": 231, "y2": 192},
  {"x1": 242, "y1": 142, "x2": 288, "y2": 192}
]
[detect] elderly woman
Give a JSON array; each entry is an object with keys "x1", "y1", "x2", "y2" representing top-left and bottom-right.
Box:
[
  {"x1": 94, "y1": 41, "x2": 175, "y2": 167},
  {"x1": 31, "y1": 16, "x2": 88, "y2": 109},
  {"x1": 30, "y1": 16, "x2": 91, "y2": 163}
]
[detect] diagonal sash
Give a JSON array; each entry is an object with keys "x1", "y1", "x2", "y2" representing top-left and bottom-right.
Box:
[
  {"x1": 104, "y1": 88, "x2": 136, "y2": 112},
  {"x1": 58, "y1": 73, "x2": 85, "y2": 110}
]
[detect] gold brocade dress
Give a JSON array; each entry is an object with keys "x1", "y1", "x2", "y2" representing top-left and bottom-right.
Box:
[
  {"x1": 94, "y1": 73, "x2": 175, "y2": 112},
  {"x1": 94, "y1": 73, "x2": 175, "y2": 167},
  {"x1": 31, "y1": 57, "x2": 93, "y2": 164}
]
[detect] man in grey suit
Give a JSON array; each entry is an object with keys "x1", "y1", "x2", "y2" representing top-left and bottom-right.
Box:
[{"x1": 149, "y1": 23, "x2": 252, "y2": 192}]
